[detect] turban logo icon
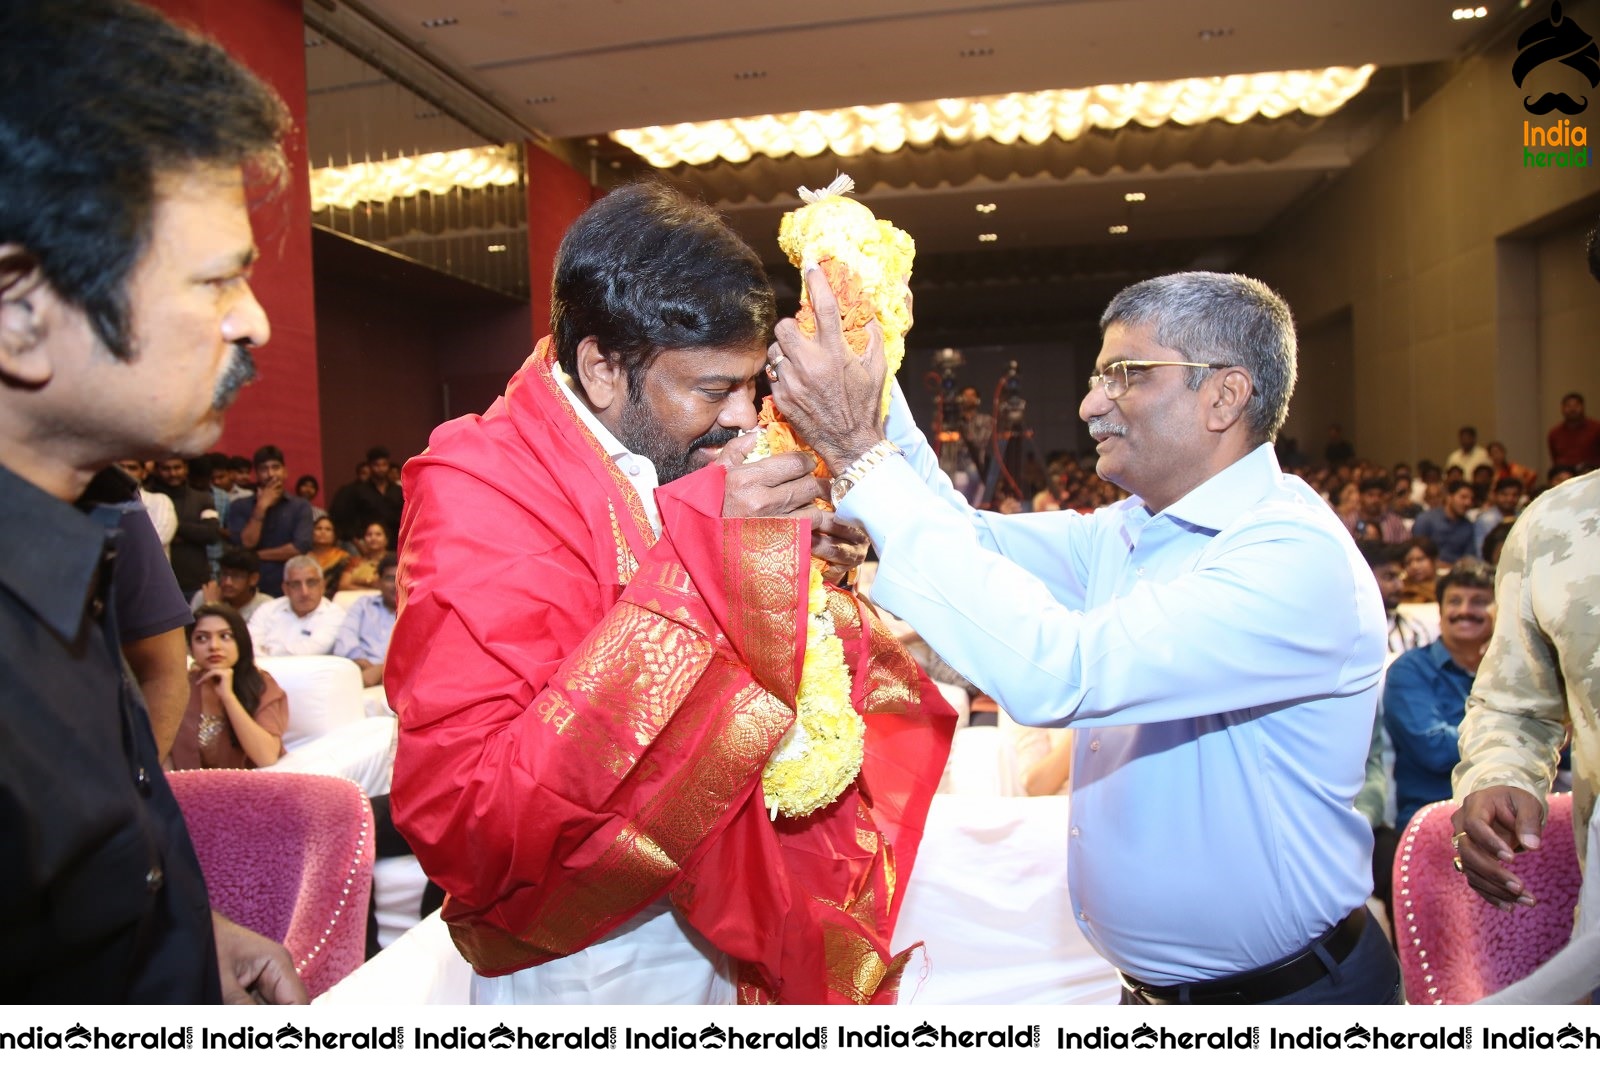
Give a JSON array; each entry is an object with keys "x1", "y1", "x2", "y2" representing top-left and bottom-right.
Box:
[{"x1": 1514, "y1": 1, "x2": 1600, "y2": 115}]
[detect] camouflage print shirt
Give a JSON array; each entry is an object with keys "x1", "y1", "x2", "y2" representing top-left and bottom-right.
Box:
[{"x1": 1453, "y1": 471, "x2": 1600, "y2": 867}]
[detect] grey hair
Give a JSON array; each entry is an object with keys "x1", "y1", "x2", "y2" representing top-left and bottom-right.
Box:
[
  {"x1": 1099, "y1": 272, "x2": 1297, "y2": 443},
  {"x1": 283, "y1": 554, "x2": 323, "y2": 580}
]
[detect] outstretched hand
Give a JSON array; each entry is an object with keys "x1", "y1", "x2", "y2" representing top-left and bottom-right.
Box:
[
  {"x1": 768, "y1": 267, "x2": 889, "y2": 473},
  {"x1": 1451, "y1": 785, "x2": 1545, "y2": 910},
  {"x1": 213, "y1": 911, "x2": 307, "y2": 1004},
  {"x1": 806, "y1": 508, "x2": 869, "y2": 581},
  {"x1": 718, "y1": 433, "x2": 825, "y2": 519}
]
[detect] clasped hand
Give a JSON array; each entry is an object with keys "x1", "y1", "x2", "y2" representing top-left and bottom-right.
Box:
[{"x1": 718, "y1": 434, "x2": 869, "y2": 578}]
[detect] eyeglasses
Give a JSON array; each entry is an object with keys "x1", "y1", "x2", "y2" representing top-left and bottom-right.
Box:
[{"x1": 1087, "y1": 360, "x2": 1234, "y2": 400}]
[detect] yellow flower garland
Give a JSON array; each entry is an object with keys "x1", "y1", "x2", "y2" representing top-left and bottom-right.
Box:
[{"x1": 758, "y1": 560, "x2": 864, "y2": 818}]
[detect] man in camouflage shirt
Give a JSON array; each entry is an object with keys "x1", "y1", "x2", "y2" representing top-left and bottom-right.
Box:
[{"x1": 1451, "y1": 470, "x2": 1599, "y2": 909}]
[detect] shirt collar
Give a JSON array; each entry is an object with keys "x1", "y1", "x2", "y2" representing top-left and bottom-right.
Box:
[
  {"x1": 1156, "y1": 442, "x2": 1282, "y2": 531},
  {"x1": 0, "y1": 462, "x2": 116, "y2": 642},
  {"x1": 553, "y1": 365, "x2": 662, "y2": 533}
]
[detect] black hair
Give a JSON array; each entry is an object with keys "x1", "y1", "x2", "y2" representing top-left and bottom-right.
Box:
[
  {"x1": 0, "y1": 0, "x2": 289, "y2": 359},
  {"x1": 1436, "y1": 557, "x2": 1494, "y2": 604},
  {"x1": 228, "y1": 455, "x2": 252, "y2": 472},
  {"x1": 1493, "y1": 476, "x2": 1523, "y2": 494},
  {"x1": 379, "y1": 552, "x2": 399, "y2": 575},
  {"x1": 1357, "y1": 476, "x2": 1390, "y2": 494},
  {"x1": 1443, "y1": 478, "x2": 1470, "y2": 497},
  {"x1": 1562, "y1": 391, "x2": 1585, "y2": 405},
  {"x1": 1356, "y1": 540, "x2": 1404, "y2": 570},
  {"x1": 365, "y1": 446, "x2": 390, "y2": 464},
  {"x1": 1406, "y1": 536, "x2": 1440, "y2": 562},
  {"x1": 252, "y1": 444, "x2": 284, "y2": 468},
  {"x1": 190, "y1": 602, "x2": 265, "y2": 714},
  {"x1": 551, "y1": 183, "x2": 774, "y2": 402},
  {"x1": 1481, "y1": 522, "x2": 1514, "y2": 567},
  {"x1": 295, "y1": 474, "x2": 319, "y2": 494},
  {"x1": 218, "y1": 547, "x2": 260, "y2": 575}
]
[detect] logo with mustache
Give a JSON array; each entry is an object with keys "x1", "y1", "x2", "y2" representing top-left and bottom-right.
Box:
[{"x1": 1515, "y1": 2, "x2": 1600, "y2": 116}]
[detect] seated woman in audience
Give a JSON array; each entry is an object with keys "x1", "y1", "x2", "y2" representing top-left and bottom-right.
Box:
[
  {"x1": 308, "y1": 515, "x2": 350, "y2": 592},
  {"x1": 339, "y1": 522, "x2": 389, "y2": 591},
  {"x1": 1400, "y1": 536, "x2": 1439, "y2": 604},
  {"x1": 170, "y1": 603, "x2": 287, "y2": 770}
]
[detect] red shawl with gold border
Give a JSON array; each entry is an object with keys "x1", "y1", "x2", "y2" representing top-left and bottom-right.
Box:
[{"x1": 387, "y1": 339, "x2": 955, "y2": 1004}]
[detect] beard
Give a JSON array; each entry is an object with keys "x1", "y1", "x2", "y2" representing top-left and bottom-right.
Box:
[
  {"x1": 617, "y1": 395, "x2": 740, "y2": 484},
  {"x1": 212, "y1": 344, "x2": 258, "y2": 410}
]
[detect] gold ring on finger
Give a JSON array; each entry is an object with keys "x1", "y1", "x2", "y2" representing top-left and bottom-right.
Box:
[{"x1": 1452, "y1": 855, "x2": 1464, "y2": 873}]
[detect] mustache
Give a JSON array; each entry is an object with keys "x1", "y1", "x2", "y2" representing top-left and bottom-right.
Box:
[
  {"x1": 212, "y1": 345, "x2": 257, "y2": 410},
  {"x1": 686, "y1": 424, "x2": 740, "y2": 453},
  {"x1": 1086, "y1": 417, "x2": 1127, "y2": 438},
  {"x1": 1524, "y1": 92, "x2": 1589, "y2": 115},
  {"x1": 1446, "y1": 612, "x2": 1489, "y2": 625}
]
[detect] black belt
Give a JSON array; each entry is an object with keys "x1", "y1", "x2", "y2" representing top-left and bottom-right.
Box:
[{"x1": 1120, "y1": 907, "x2": 1368, "y2": 1005}]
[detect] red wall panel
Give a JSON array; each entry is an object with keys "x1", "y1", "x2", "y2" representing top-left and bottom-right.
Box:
[{"x1": 147, "y1": 0, "x2": 322, "y2": 486}]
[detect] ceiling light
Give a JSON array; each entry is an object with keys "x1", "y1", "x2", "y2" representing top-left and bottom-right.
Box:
[
  {"x1": 420, "y1": 17, "x2": 459, "y2": 28},
  {"x1": 978, "y1": 233, "x2": 998, "y2": 242},
  {"x1": 975, "y1": 203, "x2": 997, "y2": 213},
  {"x1": 1108, "y1": 225, "x2": 1129, "y2": 235},
  {"x1": 486, "y1": 244, "x2": 508, "y2": 253},
  {"x1": 1124, "y1": 192, "x2": 1146, "y2": 202},
  {"x1": 959, "y1": 47, "x2": 995, "y2": 58},
  {"x1": 734, "y1": 70, "x2": 767, "y2": 80},
  {"x1": 1197, "y1": 28, "x2": 1234, "y2": 40},
  {"x1": 1451, "y1": 6, "x2": 1488, "y2": 17},
  {"x1": 525, "y1": 95, "x2": 557, "y2": 105},
  {"x1": 310, "y1": 144, "x2": 520, "y2": 212},
  {"x1": 613, "y1": 66, "x2": 1377, "y2": 167}
]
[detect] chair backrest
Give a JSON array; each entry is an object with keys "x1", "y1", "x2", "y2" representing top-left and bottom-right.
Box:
[
  {"x1": 258, "y1": 654, "x2": 365, "y2": 751},
  {"x1": 169, "y1": 769, "x2": 374, "y2": 998},
  {"x1": 332, "y1": 589, "x2": 380, "y2": 612},
  {"x1": 1395, "y1": 794, "x2": 1580, "y2": 1003}
]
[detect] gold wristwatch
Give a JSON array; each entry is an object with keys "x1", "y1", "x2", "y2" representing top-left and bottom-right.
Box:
[{"x1": 830, "y1": 439, "x2": 903, "y2": 508}]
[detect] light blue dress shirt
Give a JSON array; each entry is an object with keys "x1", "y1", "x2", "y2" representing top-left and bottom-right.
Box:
[
  {"x1": 838, "y1": 384, "x2": 1387, "y2": 984},
  {"x1": 332, "y1": 593, "x2": 396, "y2": 663}
]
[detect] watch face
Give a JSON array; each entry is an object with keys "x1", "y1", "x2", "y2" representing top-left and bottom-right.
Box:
[{"x1": 831, "y1": 474, "x2": 854, "y2": 506}]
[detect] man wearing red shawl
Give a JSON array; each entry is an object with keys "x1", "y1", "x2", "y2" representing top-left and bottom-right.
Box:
[{"x1": 386, "y1": 184, "x2": 955, "y2": 1005}]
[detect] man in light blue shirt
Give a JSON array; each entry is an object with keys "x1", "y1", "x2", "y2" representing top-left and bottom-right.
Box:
[
  {"x1": 332, "y1": 552, "x2": 397, "y2": 688},
  {"x1": 770, "y1": 270, "x2": 1397, "y2": 1004}
]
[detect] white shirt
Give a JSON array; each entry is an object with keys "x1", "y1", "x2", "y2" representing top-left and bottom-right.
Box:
[
  {"x1": 139, "y1": 489, "x2": 177, "y2": 559},
  {"x1": 247, "y1": 596, "x2": 347, "y2": 656},
  {"x1": 1444, "y1": 445, "x2": 1491, "y2": 477},
  {"x1": 839, "y1": 384, "x2": 1384, "y2": 985},
  {"x1": 555, "y1": 370, "x2": 662, "y2": 535}
]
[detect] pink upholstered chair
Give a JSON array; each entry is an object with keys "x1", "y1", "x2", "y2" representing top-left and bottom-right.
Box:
[
  {"x1": 1395, "y1": 794, "x2": 1580, "y2": 1003},
  {"x1": 169, "y1": 770, "x2": 375, "y2": 998}
]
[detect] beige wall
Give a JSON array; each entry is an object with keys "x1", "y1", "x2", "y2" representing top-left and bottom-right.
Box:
[{"x1": 1242, "y1": 0, "x2": 1600, "y2": 470}]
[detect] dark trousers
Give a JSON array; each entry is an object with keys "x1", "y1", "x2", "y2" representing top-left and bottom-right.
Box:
[{"x1": 1119, "y1": 912, "x2": 1402, "y2": 1005}]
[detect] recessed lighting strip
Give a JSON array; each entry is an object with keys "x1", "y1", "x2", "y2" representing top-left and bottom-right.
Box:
[
  {"x1": 310, "y1": 144, "x2": 520, "y2": 212},
  {"x1": 612, "y1": 66, "x2": 1376, "y2": 167}
]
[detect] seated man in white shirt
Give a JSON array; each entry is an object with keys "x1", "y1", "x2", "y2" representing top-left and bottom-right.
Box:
[
  {"x1": 248, "y1": 554, "x2": 345, "y2": 656},
  {"x1": 332, "y1": 552, "x2": 396, "y2": 687}
]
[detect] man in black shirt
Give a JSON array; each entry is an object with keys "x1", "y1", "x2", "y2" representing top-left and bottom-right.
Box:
[
  {"x1": 339, "y1": 445, "x2": 404, "y2": 545},
  {"x1": 0, "y1": 0, "x2": 303, "y2": 1003},
  {"x1": 149, "y1": 454, "x2": 224, "y2": 601}
]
